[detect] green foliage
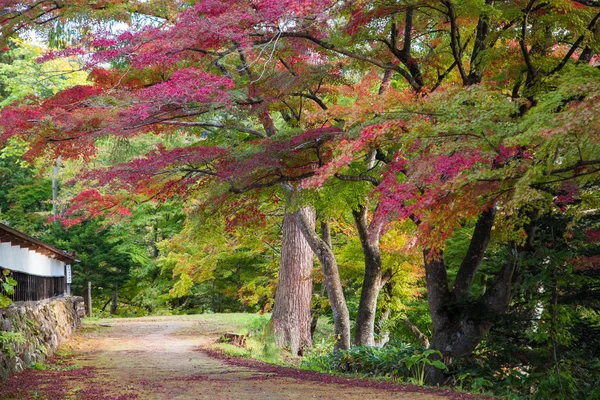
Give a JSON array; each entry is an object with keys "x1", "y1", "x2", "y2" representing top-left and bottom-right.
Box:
[
  {"x1": 450, "y1": 211, "x2": 600, "y2": 399},
  {"x1": 300, "y1": 339, "x2": 336, "y2": 372},
  {"x1": 247, "y1": 315, "x2": 280, "y2": 363},
  {"x1": 302, "y1": 343, "x2": 447, "y2": 384},
  {"x1": 28, "y1": 361, "x2": 46, "y2": 371},
  {"x1": 211, "y1": 314, "x2": 283, "y2": 364},
  {"x1": 0, "y1": 331, "x2": 24, "y2": 358},
  {"x1": 42, "y1": 220, "x2": 142, "y2": 315},
  {"x1": 158, "y1": 207, "x2": 277, "y2": 314},
  {"x1": 0, "y1": 269, "x2": 17, "y2": 308},
  {"x1": 402, "y1": 349, "x2": 447, "y2": 385},
  {"x1": 0, "y1": 39, "x2": 87, "y2": 107}
]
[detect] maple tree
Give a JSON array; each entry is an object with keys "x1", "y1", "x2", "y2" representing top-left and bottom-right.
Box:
[{"x1": 2, "y1": 0, "x2": 600, "y2": 385}]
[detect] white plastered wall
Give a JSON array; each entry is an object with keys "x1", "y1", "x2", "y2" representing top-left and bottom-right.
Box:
[{"x1": 0, "y1": 242, "x2": 65, "y2": 277}]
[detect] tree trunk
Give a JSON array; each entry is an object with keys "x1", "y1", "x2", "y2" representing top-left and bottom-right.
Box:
[
  {"x1": 271, "y1": 208, "x2": 315, "y2": 355},
  {"x1": 375, "y1": 308, "x2": 391, "y2": 348},
  {"x1": 83, "y1": 280, "x2": 91, "y2": 315},
  {"x1": 424, "y1": 249, "x2": 496, "y2": 385},
  {"x1": 310, "y1": 282, "x2": 327, "y2": 340},
  {"x1": 110, "y1": 282, "x2": 118, "y2": 315},
  {"x1": 353, "y1": 204, "x2": 388, "y2": 346},
  {"x1": 422, "y1": 207, "x2": 531, "y2": 385},
  {"x1": 295, "y1": 211, "x2": 351, "y2": 351}
]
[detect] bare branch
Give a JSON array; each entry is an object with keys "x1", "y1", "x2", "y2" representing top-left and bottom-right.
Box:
[
  {"x1": 551, "y1": 11, "x2": 600, "y2": 75},
  {"x1": 277, "y1": 31, "x2": 422, "y2": 92},
  {"x1": 520, "y1": 0, "x2": 538, "y2": 85},
  {"x1": 453, "y1": 207, "x2": 497, "y2": 298},
  {"x1": 334, "y1": 173, "x2": 381, "y2": 186},
  {"x1": 575, "y1": 0, "x2": 600, "y2": 6},
  {"x1": 158, "y1": 120, "x2": 267, "y2": 138},
  {"x1": 443, "y1": 1, "x2": 468, "y2": 84}
]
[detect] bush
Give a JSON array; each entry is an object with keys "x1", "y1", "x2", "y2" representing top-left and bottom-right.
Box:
[{"x1": 302, "y1": 342, "x2": 447, "y2": 383}]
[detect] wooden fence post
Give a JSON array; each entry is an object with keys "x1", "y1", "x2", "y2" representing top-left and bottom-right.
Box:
[{"x1": 87, "y1": 281, "x2": 92, "y2": 317}]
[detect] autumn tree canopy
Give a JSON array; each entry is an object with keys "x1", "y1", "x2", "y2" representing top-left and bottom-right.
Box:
[{"x1": 1, "y1": 0, "x2": 600, "y2": 389}]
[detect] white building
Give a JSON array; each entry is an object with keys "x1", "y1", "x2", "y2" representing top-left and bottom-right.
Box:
[{"x1": 0, "y1": 223, "x2": 77, "y2": 302}]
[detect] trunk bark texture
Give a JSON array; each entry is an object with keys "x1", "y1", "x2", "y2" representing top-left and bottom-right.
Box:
[
  {"x1": 353, "y1": 204, "x2": 389, "y2": 346},
  {"x1": 423, "y1": 207, "x2": 530, "y2": 385},
  {"x1": 271, "y1": 208, "x2": 315, "y2": 355},
  {"x1": 110, "y1": 282, "x2": 118, "y2": 315},
  {"x1": 296, "y1": 210, "x2": 351, "y2": 350}
]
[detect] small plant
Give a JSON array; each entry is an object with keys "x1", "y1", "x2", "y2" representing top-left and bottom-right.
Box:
[
  {"x1": 301, "y1": 339, "x2": 336, "y2": 373},
  {"x1": 0, "y1": 331, "x2": 25, "y2": 357},
  {"x1": 0, "y1": 269, "x2": 17, "y2": 308},
  {"x1": 247, "y1": 315, "x2": 280, "y2": 362},
  {"x1": 401, "y1": 349, "x2": 447, "y2": 385},
  {"x1": 29, "y1": 361, "x2": 46, "y2": 370}
]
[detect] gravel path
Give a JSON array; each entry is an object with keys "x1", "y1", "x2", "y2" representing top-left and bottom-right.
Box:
[{"x1": 1, "y1": 315, "x2": 458, "y2": 400}]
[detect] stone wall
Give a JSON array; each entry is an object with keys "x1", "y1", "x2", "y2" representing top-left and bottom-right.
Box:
[{"x1": 0, "y1": 296, "x2": 85, "y2": 382}]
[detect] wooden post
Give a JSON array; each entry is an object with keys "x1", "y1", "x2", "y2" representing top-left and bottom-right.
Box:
[
  {"x1": 87, "y1": 280, "x2": 92, "y2": 317},
  {"x1": 65, "y1": 264, "x2": 71, "y2": 296}
]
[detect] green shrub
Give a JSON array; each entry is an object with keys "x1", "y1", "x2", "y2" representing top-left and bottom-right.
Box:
[
  {"x1": 0, "y1": 331, "x2": 24, "y2": 357},
  {"x1": 302, "y1": 342, "x2": 447, "y2": 383},
  {"x1": 247, "y1": 315, "x2": 280, "y2": 363},
  {"x1": 29, "y1": 361, "x2": 45, "y2": 370}
]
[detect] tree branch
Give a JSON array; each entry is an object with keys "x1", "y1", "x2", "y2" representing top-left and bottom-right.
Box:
[
  {"x1": 401, "y1": 7, "x2": 414, "y2": 56},
  {"x1": 443, "y1": 1, "x2": 468, "y2": 84},
  {"x1": 158, "y1": 121, "x2": 267, "y2": 138},
  {"x1": 334, "y1": 173, "x2": 381, "y2": 186},
  {"x1": 402, "y1": 316, "x2": 430, "y2": 348},
  {"x1": 550, "y1": 11, "x2": 600, "y2": 75},
  {"x1": 520, "y1": 0, "x2": 538, "y2": 85},
  {"x1": 424, "y1": 249, "x2": 451, "y2": 330},
  {"x1": 228, "y1": 171, "x2": 315, "y2": 194},
  {"x1": 575, "y1": 0, "x2": 600, "y2": 6},
  {"x1": 278, "y1": 31, "x2": 422, "y2": 92},
  {"x1": 466, "y1": 1, "x2": 492, "y2": 85},
  {"x1": 549, "y1": 158, "x2": 600, "y2": 174},
  {"x1": 452, "y1": 206, "x2": 497, "y2": 298},
  {"x1": 291, "y1": 92, "x2": 328, "y2": 110}
]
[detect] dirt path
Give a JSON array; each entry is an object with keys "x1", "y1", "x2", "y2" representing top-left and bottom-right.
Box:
[{"x1": 1, "y1": 315, "x2": 459, "y2": 400}]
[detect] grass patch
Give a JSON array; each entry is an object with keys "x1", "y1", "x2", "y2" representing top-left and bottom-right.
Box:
[
  {"x1": 196, "y1": 313, "x2": 335, "y2": 367},
  {"x1": 211, "y1": 314, "x2": 284, "y2": 364},
  {"x1": 190, "y1": 312, "x2": 270, "y2": 332}
]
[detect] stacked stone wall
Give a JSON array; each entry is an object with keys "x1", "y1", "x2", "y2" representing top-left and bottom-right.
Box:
[{"x1": 0, "y1": 296, "x2": 85, "y2": 382}]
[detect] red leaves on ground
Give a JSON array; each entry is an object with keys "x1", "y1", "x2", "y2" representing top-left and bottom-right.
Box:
[{"x1": 199, "y1": 347, "x2": 491, "y2": 400}]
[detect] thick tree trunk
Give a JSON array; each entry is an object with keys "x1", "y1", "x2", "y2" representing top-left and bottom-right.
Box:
[
  {"x1": 110, "y1": 282, "x2": 118, "y2": 315},
  {"x1": 354, "y1": 253, "x2": 381, "y2": 346},
  {"x1": 424, "y1": 249, "x2": 497, "y2": 385},
  {"x1": 296, "y1": 211, "x2": 351, "y2": 351},
  {"x1": 271, "y1": 208, "x2": 315, "y2": 355},
  {"x1": 422, "y1": 207, "x2": 529, "y2": 386},
  {"x1": 353, "y1": 205, "x2": 389, "y2": 346}
]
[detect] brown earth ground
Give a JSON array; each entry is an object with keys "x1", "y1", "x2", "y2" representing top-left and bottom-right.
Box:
[{"x1": 0, "y1": 315, "x2": 475, "y2": 400}]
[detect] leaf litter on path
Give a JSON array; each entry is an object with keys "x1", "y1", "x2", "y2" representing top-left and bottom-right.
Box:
[{"x1": 0, "y1": 315, "x2": 479, "y2": 400}]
